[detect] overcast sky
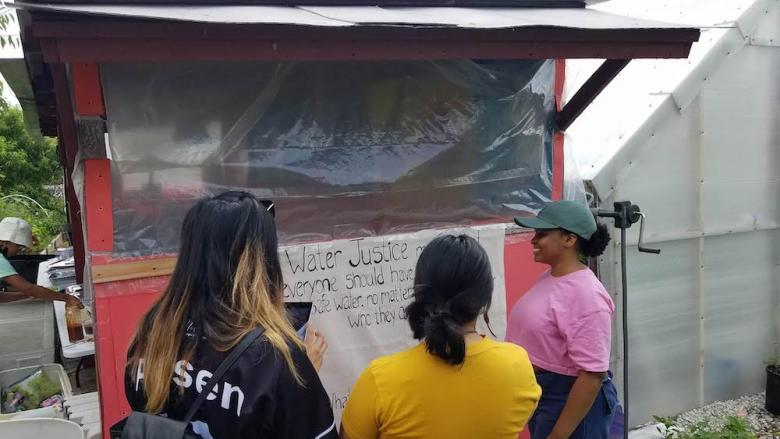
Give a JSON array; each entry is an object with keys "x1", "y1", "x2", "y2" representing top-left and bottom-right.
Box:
[{"x1": 0, "y1": 6, "x2": 24, "y2": 107}]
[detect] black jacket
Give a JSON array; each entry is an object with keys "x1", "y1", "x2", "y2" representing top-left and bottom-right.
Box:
[{"x1": 125, "y1": 335, "x2": 337, "y2": 439}]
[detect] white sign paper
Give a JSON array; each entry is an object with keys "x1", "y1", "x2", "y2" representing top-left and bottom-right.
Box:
[{"x1": 280, "y1": 224, "x2": 506, "y2": 421}]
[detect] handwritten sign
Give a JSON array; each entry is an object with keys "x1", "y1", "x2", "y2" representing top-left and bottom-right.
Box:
[{"x1": 280, "y1": 225, "x2": 507, "y2": 421}]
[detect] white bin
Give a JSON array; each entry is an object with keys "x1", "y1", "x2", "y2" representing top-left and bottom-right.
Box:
[
  {"x1": 0, "y1": 364, "x2": 72, "y2": 420},
  {"x1": 0, "y1": 418, "x2": 84, "y2": 439}
]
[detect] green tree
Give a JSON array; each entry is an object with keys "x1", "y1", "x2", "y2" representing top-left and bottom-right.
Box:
[
  {"x1": 0, "y1": 7, "x2": 21, "y2": 49},
  {"x1": 0, "y1": 102, "x2": 65, "y2": 252},
  {"x1": 0, "y1": 106, "x2": 61, "y2": 206}
]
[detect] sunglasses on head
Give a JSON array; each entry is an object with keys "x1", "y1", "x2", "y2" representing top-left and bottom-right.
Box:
[
  {"x1": 260, "y1": 200, "x2": 275, "y2": 218},
  {"x1": 216, "y1": 191, "x2": 276, "y2": 217}
]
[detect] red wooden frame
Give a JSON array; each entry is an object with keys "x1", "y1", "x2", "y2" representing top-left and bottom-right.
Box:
[
  {"x1": 31, "y1": 22, "x2": 698, "y2": 43},
  {"x1": 41, "y1": 39, "x2": 694, "y2": 63},
  {"x1": 82, "y1": 160, "x2": 113, "y2": 253},
  {"x1": 93, "y1": 278, "x2": 168, "y2": 433},
  {"x1": 31, "y1": 20, "x2": 698, "y2": 64},
  {"x1": 71, "y1": 63, "x2": 105, "y2": 116},
  {"x1": 71, "y1": 62, "x2": 113, "y2": 253},
  {"x1": 552, "y1": 58, "x2": 566, "y2": 200},
  {"x1": 68, "y1": 62, "x2": 116, "y2": 439},
  {"x1": 52, "y1": 64, "x2": 87, "y2": 283},
  {"x1": 48, "y1": 20, "x2": 572, "y2": 437}
]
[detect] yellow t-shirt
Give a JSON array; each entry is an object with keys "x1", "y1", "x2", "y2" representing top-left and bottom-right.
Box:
[{"x1": 341, "y1": 337, "x2": 541, "y2": 439}]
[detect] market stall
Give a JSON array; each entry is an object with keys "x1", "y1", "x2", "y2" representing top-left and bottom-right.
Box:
[{"x1": 13, "y1": 2, "x2": 698, "y2": 436}]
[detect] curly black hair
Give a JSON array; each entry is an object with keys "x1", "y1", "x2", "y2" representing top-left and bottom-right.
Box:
[{"x1": 576, "y1": 223, "x2": 610, "y2": 257}]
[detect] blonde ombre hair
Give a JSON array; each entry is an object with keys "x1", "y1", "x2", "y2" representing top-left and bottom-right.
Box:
[{"x1": 127, "y1": 192, "x2": 302, "y2": 413}]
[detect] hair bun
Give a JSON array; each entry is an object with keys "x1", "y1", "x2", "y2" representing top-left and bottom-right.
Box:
[
  {"x1": 426, "y1": 307, "x2": 452, "y2": 321},
  {"x1": 405, "y1": 234, "x2": 493, "y2": 366}
]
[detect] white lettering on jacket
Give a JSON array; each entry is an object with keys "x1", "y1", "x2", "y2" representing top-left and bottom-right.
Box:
[
  {"x1": 136, "y1": 359, "x2": 246, "y2": 416},
  {"x1": 195, "y1": 370, "x2": 217, "y2": 401},
  {"x1": 173, "y1": 361, "x2": 194, "y2": 387},
  {"x1": 135, "y1": 359, "x2": 144, "y2": 392}
]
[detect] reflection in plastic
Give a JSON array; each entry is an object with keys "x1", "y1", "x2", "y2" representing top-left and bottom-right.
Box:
[{"x1": 101, "y1": 60, "x2": 566, "y2": 255}]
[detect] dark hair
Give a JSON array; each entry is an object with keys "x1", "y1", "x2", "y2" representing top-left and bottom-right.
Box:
[
  {"x1": 128, "y1": 191, "x2": 304, "y2": 412},
  {"x1": 175, "y1": 191, "x2": 284, "y2": 332},
  {"x1": 576, "y1": 223, "x2": 610, "y2": 257},
  {"x1": 406, "y1": 234, "x2": 493, "y2": 366}
]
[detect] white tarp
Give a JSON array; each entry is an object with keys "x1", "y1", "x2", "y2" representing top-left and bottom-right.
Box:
[
  {"x1": 280, "y1": 224, "x2": 507, "y2": 421},
  {"x1": 12, "y1": 1, "x2": 690, "y2": 29}
]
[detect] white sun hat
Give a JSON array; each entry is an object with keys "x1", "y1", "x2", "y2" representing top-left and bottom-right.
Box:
[{"x1": 0, "y1": 217, "x2": 33, "y2": 248}]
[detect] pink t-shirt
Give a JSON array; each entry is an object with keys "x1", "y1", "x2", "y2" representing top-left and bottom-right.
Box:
[{"x1": 505, "y1": 268, "x2": 615, "y2": 376}]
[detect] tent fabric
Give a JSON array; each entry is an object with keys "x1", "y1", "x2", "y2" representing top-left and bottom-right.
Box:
[{"x1": 14, "y1": 2, "x2": 692, "y2": 29}]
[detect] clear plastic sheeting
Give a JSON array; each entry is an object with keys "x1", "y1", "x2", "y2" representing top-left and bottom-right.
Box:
[
  {"x1": 102, "y1": 60, "x2": 557, "y2": 255},
  {"x1": 701, "y1": 231, "x2": 777, "y2": 403},
  {"x1": 621, "y1": 238, "x2": 702, "y2": 425}
]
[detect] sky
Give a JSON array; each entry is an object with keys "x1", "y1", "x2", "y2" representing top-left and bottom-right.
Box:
[{"x1": 0, "y1": 5, "x2": 23, "y2": 107}]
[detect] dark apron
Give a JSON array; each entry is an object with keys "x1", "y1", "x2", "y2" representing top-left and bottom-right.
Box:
[{"x1": 529, "y1": 370, "x2": 619, "y2": 439}]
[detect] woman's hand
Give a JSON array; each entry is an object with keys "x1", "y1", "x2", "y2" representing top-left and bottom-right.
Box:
[
  {"x1": 304, "y1": 325, "x2": 328, "y2": 372},
  {"x1": 65, "y1": 294, "x2": 84, "y2": 309},
  {"x1": 5, "y1": 274, "x2": 85, "y2": 307}
]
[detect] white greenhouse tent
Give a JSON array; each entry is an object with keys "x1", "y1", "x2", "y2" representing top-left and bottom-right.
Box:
[{"x1": 566, "y1": 0, "x2": 780, "y2": 427}]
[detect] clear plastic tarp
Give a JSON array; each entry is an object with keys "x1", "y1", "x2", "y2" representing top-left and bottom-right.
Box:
[{"x1": 102, "y1": 60, "x2": 558, "y2": 255}]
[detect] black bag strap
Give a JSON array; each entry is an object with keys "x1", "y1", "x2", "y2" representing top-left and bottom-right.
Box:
[{"x1": 183, "y1": 327, "x2": 265, "y2": 423}]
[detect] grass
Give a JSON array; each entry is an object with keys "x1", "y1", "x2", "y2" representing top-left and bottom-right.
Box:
[{"x1": 653, "y1": 415, "x2": 756, "y2": 439}]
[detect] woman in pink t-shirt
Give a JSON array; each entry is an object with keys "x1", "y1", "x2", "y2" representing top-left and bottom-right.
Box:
[{"x1": 507, "y1": 200, "x2": 619, "y2": 439}]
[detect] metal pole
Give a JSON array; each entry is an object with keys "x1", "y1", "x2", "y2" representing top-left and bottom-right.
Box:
[{"x1": 621, "y1": 227, "x2": 629, "y2": 439}]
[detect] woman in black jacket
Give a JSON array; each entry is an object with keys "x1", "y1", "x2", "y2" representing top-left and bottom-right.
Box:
[{"x1": 125, "y1": 191, "x2": 336, "y2": 439}]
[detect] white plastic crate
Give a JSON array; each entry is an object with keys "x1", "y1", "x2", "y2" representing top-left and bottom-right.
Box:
[
  {"x1": 0, "y1": 364, "x2": 73, "y2": 420},
  {"x1": 0, "y1": 299, "x2": 55, "y2": 371}
]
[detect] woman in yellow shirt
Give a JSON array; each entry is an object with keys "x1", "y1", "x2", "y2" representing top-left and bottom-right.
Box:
[{"x1": 341, "y1": 234, "x2": 541, "y2": 439}]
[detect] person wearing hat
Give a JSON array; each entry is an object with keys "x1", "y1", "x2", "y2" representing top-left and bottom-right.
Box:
[
  {"x1": 0, "y1": 217, "x2": 82, "y2": 307},
  {"x1": 506, "y1": 201, "x2": 618, "y2": 439}
]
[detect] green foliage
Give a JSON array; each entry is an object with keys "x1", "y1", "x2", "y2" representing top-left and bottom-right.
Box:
[
  {"x1": 678, "y1": 416, "x2": 756, "y2": 439},
  {"x1": 767, "y1": 355, "x2": 780, "y2": 369},
  {"x1": 9, "y1": 369, "x2": 62, "y2": 410},
  {"x1": 654, "y1": 415, "x2": 756, "y2": 439},
  {"x1": 0, "y1": 106, "x2": 61, "y2": 204},
  {"x1": 0, "y1": 12, "x2": 65, "y2": 251},
  {"x1": 0, "y1": 103, "x2": 65, "y2": 252},
  {"x1": 0, "y1": 10, "x2": 21, "y2": 49},
  {"x1": 654, "y1": 415, "x2": 679, "y2": 430},
  {"x1": 0, "y1": 197, "x2": 66, "y2": 252}
]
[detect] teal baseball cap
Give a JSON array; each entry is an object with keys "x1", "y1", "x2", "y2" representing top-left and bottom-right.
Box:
[{"x1": 514, "y1": 200, "x2": 597, "y2": 239}]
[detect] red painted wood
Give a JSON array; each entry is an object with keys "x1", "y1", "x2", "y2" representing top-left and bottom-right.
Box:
[
  {"x1": 94, "y1": 286, "x2": 163, "y2": 439},
  {"x1": 90, "y1": 253, "x2": 177, "y2": 267},
  {"x1": 39, "y1": 39, "x2": 61, "y2": 63},
  {"x1": 71, "y1": 62, "x2": 105, "y2": 116},
  {"x1": 504, "y1": 232, "x2": 548, "y2": 315},
  {"x1": 52, "y1": 64, "x2": 86, "y2": 282},
  {"x1": 552, "y1": 59, "x2": 566, "y2": 200},
  {"x1": 63, "y1": 171, "x2": 85, "y2": 283},
  {"x1": 555, "y1": 59, "x2": 565, "y2": 112},
  {"x1": 83, "y1": 159, "x2": 113, "y2": 252},
  {"x1": 504, "y1": 233, "x2": 548, "y2": 438},
  {"x1": 31, "y1": 21, "x2": 700, "y2": 45},
  {"x1": 552, "y1": 131, "x2": 565, "y2": 201},
  {"x1": 46, "y1": 38, "x2": 693, "y2": 63}
]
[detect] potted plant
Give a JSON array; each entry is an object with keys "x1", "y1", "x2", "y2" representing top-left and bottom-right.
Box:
[{"x1": 767, "y1": 355, "x2": 780, "y2": 415}]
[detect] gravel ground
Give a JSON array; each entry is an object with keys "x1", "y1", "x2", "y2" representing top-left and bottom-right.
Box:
[{"x1": 674, "y1": 393, "x2": 780, "y2": 438}]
